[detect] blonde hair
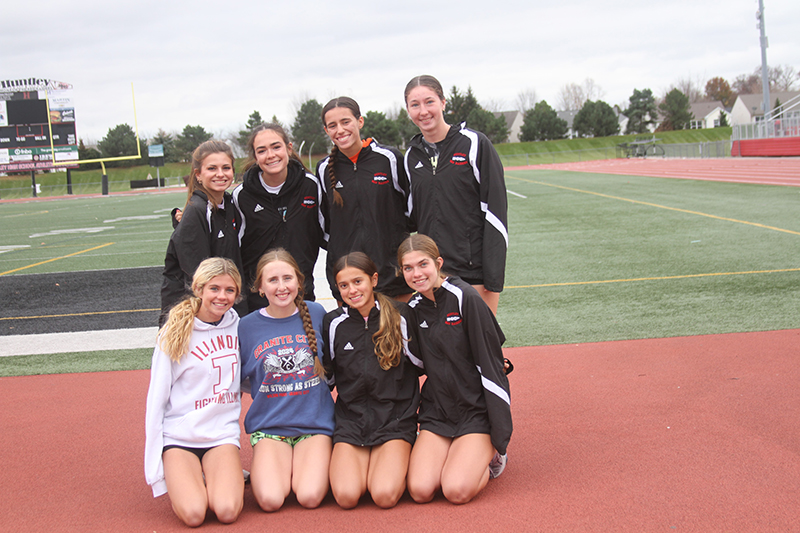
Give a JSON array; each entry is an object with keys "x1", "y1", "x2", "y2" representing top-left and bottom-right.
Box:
[
  {"x1": 252, "y1": 248, "x2": 325, "y2": 377},
  {"x1": 158, "y1": 257, "x2": 242, "y2": 363},
  {"x1": 334, "y1": 252, "x2": 405, "y2": 370}
]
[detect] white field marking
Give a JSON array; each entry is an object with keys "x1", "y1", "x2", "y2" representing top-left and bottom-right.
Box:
[
  {"x1": 104, "y1": 215, "x2": 168, "y2": 223},
  {"x1": 0, "y1": 245, "x2": 31, "y2": 255},
  {"x1": 153, "y1": 208, "x2": 175, "y2": 213},
  {"x1": 507, "y1": 189, "x2": 527, "y2": 199},
  {"x1": 0, "y1": 327, "x2": 160, "y2": 357},
  {"x1": 29, "y1": 227, "x2": 115, "y2": 238}
]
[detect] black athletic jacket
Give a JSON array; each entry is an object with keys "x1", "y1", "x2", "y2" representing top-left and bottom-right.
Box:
[
  {"x1": 232, "y1": 159, "x2": 324, "y2": 309},
  {"x1": 404, "y1": 123, "x2": 509, "y2": 292},
  {"x1": 317, "y1": 140, "x2": 412, "y2": 299},
  {"x1": 321, "y1": 299, "x2": 423, "y2": 446},
  {"x1": 160, "y1": 190, "x2": 244, "y2": 323},
  {"x1": 407, "y1": 276, "x2": 512, "y2": 455}
]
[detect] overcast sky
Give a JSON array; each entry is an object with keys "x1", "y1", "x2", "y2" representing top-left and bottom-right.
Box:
[{"x1": 3, "y1": 0, "x2": 798, "y2": 142}]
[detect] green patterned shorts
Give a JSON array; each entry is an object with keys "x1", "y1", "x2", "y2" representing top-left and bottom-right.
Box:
[{"x1": 250, "y1": 431, "x2": 314, "y2": 447}]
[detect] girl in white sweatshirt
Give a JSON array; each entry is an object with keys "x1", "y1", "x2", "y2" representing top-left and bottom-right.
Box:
[{"x1": 145, "y1": 257, "x2": 244, "y2": 527}]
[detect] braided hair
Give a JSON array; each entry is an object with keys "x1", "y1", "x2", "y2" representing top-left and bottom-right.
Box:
[
  {"x1": 321, "y1": 97, "x2": 363, "y2": 207},
  {"x1": 252, "y1": 248, "x2": 325, "y2": 377}
]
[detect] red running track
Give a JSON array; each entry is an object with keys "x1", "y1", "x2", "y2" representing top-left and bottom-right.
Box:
[
  {"x1": 2, "y1": 329, "x2": 799, "y2": 532},
  {"x1": 509, "y1": 157, "x2": 800, "y2": 187}
]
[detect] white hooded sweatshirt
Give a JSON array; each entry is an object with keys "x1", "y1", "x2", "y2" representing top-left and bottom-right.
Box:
[{"x1": 144, "y1": 308, "x2": 241, "y2": 497}]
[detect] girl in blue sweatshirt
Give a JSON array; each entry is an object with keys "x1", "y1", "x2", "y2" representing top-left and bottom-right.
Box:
[{"x1": 239, "y1": 248, "x2": 335, "y2": 511}]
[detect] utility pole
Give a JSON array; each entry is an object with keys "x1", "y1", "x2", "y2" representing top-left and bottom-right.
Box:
[{"x1": 757, "y1": 0, "x2": 770, "y2": 121}]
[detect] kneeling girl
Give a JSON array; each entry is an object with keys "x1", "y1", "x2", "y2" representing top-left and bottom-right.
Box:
[
  {"x1": 145, "y1": 257, "x2": 244, "y2": 527},
  {"x1": 239, "y1": 249, "x2": 335, "y2": 511},
  {"x1": 322, "y1": 252, "x2": 423, "y2": 508}
]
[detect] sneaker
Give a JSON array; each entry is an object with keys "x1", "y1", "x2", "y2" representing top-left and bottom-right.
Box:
[
  {"x1": 243, "y1": 469, "x2": 251, "y2": 485},
  {"x1": 488, "y1": 452, "x2": 507, "y2": 479}
]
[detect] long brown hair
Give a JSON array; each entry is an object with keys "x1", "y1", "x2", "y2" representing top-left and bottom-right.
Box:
[
  {"x1": 404, "y1": 75, "x2": 446, "y2": 104},
  {"x1": 321, "y1": 97, "x2": 362, "y2": 207},
  {"x1": 334, "y1": 252, "x2": 405, "y2": 370},
  {"x1": 243, "y1": 123, "x2": 309, "y2": 173},
  {"x1": 158, "y1": 257, "x2": 242, "y2": 363},
  {"x1": 252, "y1": 248, "x2": 325, "y2": 377},
  {"x1": 186, "y1": 140, "x2": 235, "y2": 208}
]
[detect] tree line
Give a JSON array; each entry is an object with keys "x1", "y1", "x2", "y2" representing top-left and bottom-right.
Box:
[{"x1": 82, "y1": 63, "x2": 798, "y2": 165}]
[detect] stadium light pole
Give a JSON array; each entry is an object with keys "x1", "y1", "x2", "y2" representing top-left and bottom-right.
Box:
[{"x1": 757, "y1": 0, "x2": 770, "y2": 122}]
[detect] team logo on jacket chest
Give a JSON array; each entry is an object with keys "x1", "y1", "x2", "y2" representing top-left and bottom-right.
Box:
[
  {"x1": 372, "y1": 172, "x2": 389, "y2": 185},
  {"x1": 445, "y1": 312, "x2": 462, "y2": 326},
  {"x1": 450, "y1": 153, "x2": 468, "y2": 165},
  {"x1": 302, "y1": 196, "x2": 317, "y2": 209}
]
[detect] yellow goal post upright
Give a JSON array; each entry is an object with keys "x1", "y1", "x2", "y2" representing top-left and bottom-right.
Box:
[{"x1": 45, "y1": 82, "x2": 141, "y2": 195}]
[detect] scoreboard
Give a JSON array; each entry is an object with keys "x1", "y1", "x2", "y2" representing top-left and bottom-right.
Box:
[{"x1": 0, "y1": 79, "x2": 78, "y2": 172}]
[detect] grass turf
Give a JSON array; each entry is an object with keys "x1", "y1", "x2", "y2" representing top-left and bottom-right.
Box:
[{"x1": 1, "y1": 165, "x2": 799, "y2": 375}]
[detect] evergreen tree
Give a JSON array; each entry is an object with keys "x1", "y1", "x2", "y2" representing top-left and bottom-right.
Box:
[
  {"x1": 444, "y1": 86, "x2": 480, "y2": 126},
  {"x1": 291, "y1": 99, "x2": 328, "y2": 155},
  {"x1": 624, "y1": 89, "x2": 658, "y2": 134},
  {"x1": 361, "y1": 110, "x2": 401, "y2": 148},
  {"x1": 519, "y1": 100, "x2": 568, "y2": 141},
  {"x1": 237, "y1": 111, "x2": 263, "y2": 151},
  {"x1": 97, "y1": 123, "x2": 141, "y2": 167},
  {"x1": 466, "y1": 107, "x2": 509, "y2": 143},
  {"x1": 175, "y1": 125, "x2": 212, "y2": 162},
  {"x1": 394, "y1": 108, "x2": 418, "y2": 148},
  {"x1": 658, "y1": 89, "x2": 693, "y2": 131},
  {"x1": 573, "y1": 100, "x2": 620, "y2": 138},
  {"x1": 77, "y1": 139, "x2": 101, "y2": 169},
  {"x1": 150, "y1": 129, "x2": 178, "y2": 163}
]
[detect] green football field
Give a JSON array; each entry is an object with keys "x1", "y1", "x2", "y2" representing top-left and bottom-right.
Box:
[{"x1": 1, "y1": 169, "x2": 799, "y2": 375}]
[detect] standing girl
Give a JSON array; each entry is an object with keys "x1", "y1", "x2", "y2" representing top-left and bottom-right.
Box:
[
  {"x1": 239, "y1": 249, "x2": 335, "y2": 512},
  {"x1": 403, "y1": 75, "x2": 509, "y2": 314},
  {"x1": 161, "y1": 140, "x2": 244, "y2": 324},
  {"x1": 322, "y1": 252, "x2": 422, "y2": 509},
  {"x1": 233, "y1": 124, "x2": 325, "y2": 312},
  {"x1": 317, "y1": 97, "x2": 412, "y2": 302},
  {"x1": 145, "y1": 257, "x2": 244, "y2": 527},
  {"x1": 398, "y1": 234, "x2": 512, "y2": 505}
]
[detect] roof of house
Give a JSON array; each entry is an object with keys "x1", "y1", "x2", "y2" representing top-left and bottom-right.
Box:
[
  {"x1": 494, "y1": 110, "x2": 522, "y2": 126},
  {"x1": 736, "y1": 91, "x2": 800, "y2": 117},
  {"x1": 557, "y1": 109, "x2": 578, "y2": 128},
  {"x1": 689, "y1": 101, "x2": 726, "y2": 120}
]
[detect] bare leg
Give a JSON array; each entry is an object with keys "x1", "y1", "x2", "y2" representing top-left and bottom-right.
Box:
[
  {"x1": 367, "y1": 439, "x2": 412, "y2": 508},
  {"x1": 406, "y1": 430, "x2": 451, "y2": 503},
  {"x1": 440, "y1": 433, "x2": 494, "y2": 504},
  {"x1": 330, "y1": 442, "x2": 370, "y2": 509},
  {"x1": 471, "y1": 284, "x2": 499, "y2": 315},
  {"x1": 163, "y1": 448, "x2": 208, "y2": 527},
  {"x1": 250, "y1": 439, "x2": 293, "y2": 512},
  {"x1": 292, "y1": 435, "x2": 333, "y2": 508},
  {"x1": 201, "y1": 444, "x2": 244, "y2": 524}
]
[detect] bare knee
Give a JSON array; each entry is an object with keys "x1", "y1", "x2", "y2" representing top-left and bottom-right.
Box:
[
  {"x1": 407, "y1": 477, "x2": 436, "y2": 504},
  {"x1": 441, "y1": 479, "x2": 479, "y2": 505},
  {"x1": 173, "y1": 501, "x2": 207, "y2": 528},
  {"x1": 211, "y1": 497, "x2": 243, "y2": 524},
  {"x1": 252, "y1": 486, "x2": 285, "y2": 513},
  {"x1": 332, "y1": 486, "x2": 362, "y2": 509},
  {"x1": 371, "y1": 485, "x2": 403, "y2": 509},
  {"x1": 296, "y1": 485, "x2": 327, "y2": 509}
]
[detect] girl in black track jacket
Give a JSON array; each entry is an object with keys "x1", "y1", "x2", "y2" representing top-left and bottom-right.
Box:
[
  {"x1": 403, "y1": 75, "x2": 508, "y2": 314},
  {"x1": 398, "y1": 234, "x2": 511, "y2": 505},
  {"x1": 317, "y1": 97, "x2": 412, "y2": 302},
  {"x1": 232, "y1": 123, "x2": 325, "y2": 311},
  {"x1": 160, "y1": 141, "x2": 245, "y2": 325},
  {"x1": 321, "y1": 252, "x2": 423, "y2": 509}
]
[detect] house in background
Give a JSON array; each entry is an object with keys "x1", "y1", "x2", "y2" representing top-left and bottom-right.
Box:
[
  {"x1": 557, "y1": 109, "x2": 579, "y2": 139},
  {"x1": 494, "y1": 110, "x2": 524, "y2": 142},
  {"x1": 687, "y1": 101, "x2": 729, "y2": 129},
  {"x1": 730, "y1": 91, "x2": 800, "y2": 124}
]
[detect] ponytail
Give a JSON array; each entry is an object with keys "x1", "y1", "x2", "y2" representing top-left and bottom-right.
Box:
[
  {"x1": 158, "y1": 297, "x2": 202, "y2": 363},
  {"x1": 373, "y1": 292, "x2": 405, "y2": 370}
]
